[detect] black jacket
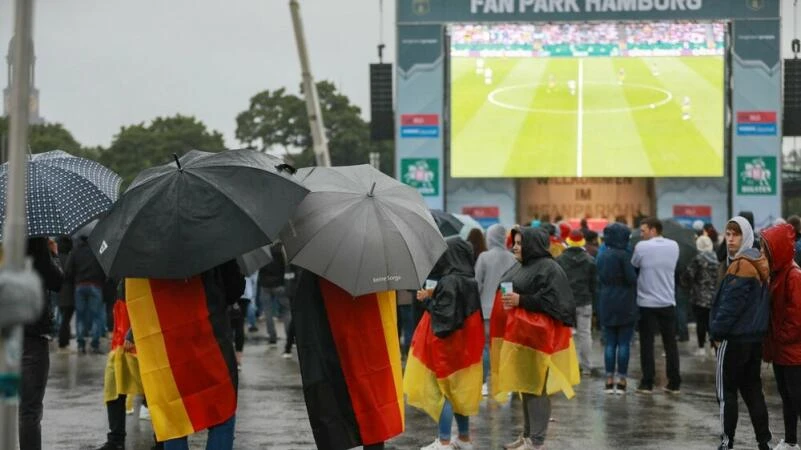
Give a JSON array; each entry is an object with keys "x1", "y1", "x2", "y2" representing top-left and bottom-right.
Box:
[
  {"x1": 556, "y1": 246, "x2": 596, "y2": 307},
  {"x1": 259, "y1": 244, "x2": 287, "y2": 288},
  {"x1": 25, "y1": 238, "x2": 64, "y2": 337},
  {"x1": 506, "y1": 228, "x2": 576, "y2": 327},
  {"x1": 424, "y1": 238, "x2": 481, "y2": 338},
  {"x1": 64, "y1": 238, "x2": 106, "y2": 285}
]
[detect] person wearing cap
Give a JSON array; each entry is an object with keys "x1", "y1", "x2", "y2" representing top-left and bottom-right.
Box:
[{"x1": 557, "y1": 229, "x2": 597, "y2": 375}]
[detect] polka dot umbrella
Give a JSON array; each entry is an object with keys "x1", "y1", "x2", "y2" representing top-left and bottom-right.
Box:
[{"x1": 0, "y1": 150, "x2": 122, "y2": 239}]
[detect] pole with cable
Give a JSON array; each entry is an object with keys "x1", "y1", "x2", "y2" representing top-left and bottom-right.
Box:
[
  {"x1": 289, "y1": 0, "x2": 331, "y2": 167},
  {"x1": 0, "y1": 0, "x2": 34, "y2": 448}
]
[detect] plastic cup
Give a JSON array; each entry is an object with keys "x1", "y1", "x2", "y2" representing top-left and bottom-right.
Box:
[
  {"x1": 500, "y1": 282, "x2": 513, "y2": 295},
  {"x1": 425, "y1": 279, "x2": 438, "y2": 290}
]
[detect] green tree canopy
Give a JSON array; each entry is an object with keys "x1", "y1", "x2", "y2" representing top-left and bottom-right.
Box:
[
  {"x1": 99, "y1": 114, "x2": 225, "y2": 187},
  {"x1": 0, "y1": 117, "x2": 83, "y2": 156},
  {"x1": 236, "y1": 81, "x2": 393, "y2": 174}
]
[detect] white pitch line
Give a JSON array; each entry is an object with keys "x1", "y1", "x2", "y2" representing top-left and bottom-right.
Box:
[{"x1": 577, "y1": 59, "x2": 584, "y2": 177}]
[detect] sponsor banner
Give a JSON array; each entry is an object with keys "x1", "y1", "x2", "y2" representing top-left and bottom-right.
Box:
[
  {"x1": 737, "y1": 156, "x2": 777, "y2": 195},
  {"x1": 673, "y1": 204, "x2": 713, "y2": 227},
  {"x1": 400, "y1": 114, "x2": 440, "y2": 138},
  {"x1": 736, "y1": 111, "x2": 778, "y2": 135},
  {"x1": 401, "y1": 158, "x2": 440, "y2": 197}
]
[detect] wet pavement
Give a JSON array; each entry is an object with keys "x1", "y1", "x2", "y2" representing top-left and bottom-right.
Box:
[{"x1": 42, "y1": 328, "x2": 790, "y2": 450}]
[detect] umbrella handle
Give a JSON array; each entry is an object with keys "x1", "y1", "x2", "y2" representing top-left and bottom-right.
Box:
[{"x1": 173, "y1": 153, "x2": 183, "y2": 172}]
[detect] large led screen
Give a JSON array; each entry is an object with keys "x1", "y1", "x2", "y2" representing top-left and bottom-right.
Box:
[{"x1": 449, "y1": 22, "x2": 725, "y2": 177}]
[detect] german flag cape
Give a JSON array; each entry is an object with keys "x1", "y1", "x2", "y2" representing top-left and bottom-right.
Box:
[
  {"x1": 490, "y1": 291, "x2": 579, "y2": 402},
  {"x1": 103, "y1": 298, "x2": 143, "y2": 403},
  {"x1": 293, "y1": 273, "x2": 404, "y2": 450},
  {"x1": 126, "y1": 278, "x2": 237, "y2": 442},
  {"x1": 403, "y1": 309, "x2": 484, "y2": 420}
]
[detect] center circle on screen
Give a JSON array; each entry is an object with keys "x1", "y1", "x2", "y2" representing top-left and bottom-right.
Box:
[{"x1": 487, "y1": 82, "x2": 674, "y2": 114}]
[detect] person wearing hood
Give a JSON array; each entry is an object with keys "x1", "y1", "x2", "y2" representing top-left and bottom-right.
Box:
[
  {"x1": 680, "y1": 235, "x2": 720, "y2": 357},
  {"x1": 631, "y1": 217, "x2": 681, "y2": 395},
  {"x1": 405, "y1": 238, "x2": 484, "y2": 450},
  {"x1": 556, "y1": 229, "x2": 596, "y2": 375},
  {"x1": 475, "y1": 224, "x2": 518, "y2": 390},
  {"x1": 760, "y1": 224, "x2": 801, "y2": 450},
  {"x1": 787, "y1": 215, "x2": 801, "y2": 268},
  {"x1": 710, "y1": 217, "x2": 772, "y2": 450},
  {"x1": 596, "y1": 223, "x2": 638, "y2": 395},
  {"x1": 495, "y1": 228, "x2": 578, "y2": 450}
]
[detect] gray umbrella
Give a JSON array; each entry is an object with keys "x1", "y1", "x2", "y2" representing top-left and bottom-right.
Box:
[
  {"x1": 280, "y1": 165, "x2": 447, "y2": 297},
  {"x1": 236, "y1": 244, "x2": 273, "y2": 276},
  {"x1": 89, "y1": 149, "x2": 308, "y2": 279}
]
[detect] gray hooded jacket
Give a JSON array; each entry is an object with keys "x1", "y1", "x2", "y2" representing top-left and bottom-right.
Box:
[{"x1": 475, "y1": 224, "x2": 518, "y2": 318}]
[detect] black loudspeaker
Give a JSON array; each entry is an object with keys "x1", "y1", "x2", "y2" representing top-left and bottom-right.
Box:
[
  {"x1": 370, "y1": 63, "x2": 394, "y2": 141},
  {"x1": 785, "y1": 58, "x2": 801, "y2": 137}
]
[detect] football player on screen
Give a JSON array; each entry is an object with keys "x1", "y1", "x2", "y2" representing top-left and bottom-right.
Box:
[
  {"x1": 547, "y1": 74, "x2": 556, "y2": 93},
  {"x1": 567, "y1": 80, "x2": 577, "y2": 96},
  {"x1": 617, "y1": 68, "x2": 626, "y2": 85},
  {"x1": 682, "y1": 96, "x2": 692, "y2": 121}
]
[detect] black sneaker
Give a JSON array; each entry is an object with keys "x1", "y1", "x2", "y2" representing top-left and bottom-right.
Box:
[
  {"x1": 604, "y1": 382, "x2": 615, "y2": 394},
  {"x1": 663, "y1": 385, "x2": 681, "y2": 395},
  {"x1": 636, "y1": 385, "x2": 653, "y2": 394},
  {"x1": 616, "y1": 382, "x2": 627, "y2": 395},
  {"x1": 95, "y1": 442, "x2": 124, "y2": 450},
  {"x1": 247, "y1": 326, "x2": 258, "y2": 333}
]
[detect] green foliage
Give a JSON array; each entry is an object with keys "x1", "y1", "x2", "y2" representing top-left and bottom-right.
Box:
[
  {"x1": 236, "y1": 81, "x2": 394, "y2": 175},
  {"x1": 0, "y1": 116, "x2": 82, "y2": 155},
  {"x1": 99, "y1": 114, "x2": 225, "y2": 187}
]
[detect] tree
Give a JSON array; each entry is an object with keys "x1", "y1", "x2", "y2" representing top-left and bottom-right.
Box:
[
  {"x1": 236, "y1": 81, "x2": 394, "y2": 175},
  {"x1": 0, "y1": 117, "x2": 83, "y2": 157},
  {"x1": 99, "y1": 114, "x2": 225, "y2": 186}
]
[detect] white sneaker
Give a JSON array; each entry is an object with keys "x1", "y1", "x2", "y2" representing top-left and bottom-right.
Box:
[
  {"x1": 504, "y1": 435, "x2": 529, "y2": 449},
  {"x1": 452, "y1": 438, "x2": 474, "y2": 450},
  {"x1": 139, "y1": 405, "x2": 151, "y2": 421},
  {"x1": 775, "y1": 439, "x2": 801, "y2": 449},
  {"x1": 482, "y1": 383, "x2": 489, "y2": 397},
  {"x1": 420, "y1": 439, "x2": 453, "y2": 450},
  {"x1": 695, "y1": 348, "x2": 707, "y2": 357}
]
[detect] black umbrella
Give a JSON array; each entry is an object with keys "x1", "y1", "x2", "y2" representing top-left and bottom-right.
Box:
[
  {"x1": 236, "y1": 244, "x2": 273, "y2": 276},
  {"x1": 0, "y1": 150, "x2": 121, "y2": 239},
  {"x1": 430, "y1": 209, "x2": 464, "y2": 238},
  {"x1": 631, "y1": 218, "x2": 698, "y2": 272},
  {"x1": 89, "y1": 149, "x2": 308, "y2": 279},
  {"x1": 280, "y1": 165, "x2": 447, "y2": 297}
]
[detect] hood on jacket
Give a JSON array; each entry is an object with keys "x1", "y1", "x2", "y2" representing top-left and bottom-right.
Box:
[
  {"x1": 729, "y1": 247, "x2": 770, "y2": 284},
  {"x1": 559, "y1": 246, "x2": 589, "y2": 269},
  {"x1": 486, "y1": 224, "x2": 507, "y2": 251},
  {"x1": 603, "y1": 223, "x2": 631, "y2": 250},
  {"x1": 761, "y1": 223, "x2": 796, "y2": 272},
  {"x1": 728, "y1": 216, "x2": 755, "y2": 259},
  {"x1": 430, "y1": 237, "x2": 475, "y2": 278},
  {"x1": 512, "y1": 227, "x2": 551, "y2": 264}
]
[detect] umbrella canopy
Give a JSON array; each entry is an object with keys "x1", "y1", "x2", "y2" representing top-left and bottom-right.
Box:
[
  {"x1": 89, "y1": 149, "x2": 309, "y2": 279},
  {"x1": 280, "y1": 165, "x2": 447, "y2": 297},
  {"x1": 430, "y1": 209, "x2": 463, "y2": 238},
  {"x1": 0, "y1": 150, "x2": 121, "y2": 239},
  {"x1": 236, "y1": 244, "x2": 273, "y2": 276},
  {"x1": 631, "y1": 218, "x2": 698, "y2": 272},
  {"x1": 453, "y1": 213, "x2": 484, "y2": 240}
]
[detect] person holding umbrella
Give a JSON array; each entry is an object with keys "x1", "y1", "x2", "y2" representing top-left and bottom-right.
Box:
[
  {"x1": 89, "y1": 150, "x2": 308, "y2": 449},
  {"x1": 281, "y1": 165, "x2": 447, "y2": 450}
]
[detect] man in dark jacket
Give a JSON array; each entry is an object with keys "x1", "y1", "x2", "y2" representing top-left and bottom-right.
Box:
[
  {"x1": 56, "y1": 236, "x2": 75, "y2": 352},
  {"x1": 557, "y1": 229, "x2": 596, "y2": 375},
  {"x1": 20, "y1": 237, "x2": 64, "y2": 450},
  {"x1": 761, "y1": 223, "x2": 801, "y2": 450},
  {"x1": 257, "y1": 242, "x2": 288, "y2": 346},
  {"x1": 710, "y1": 217, "x2": 772, "y2": 450},
  {"x1": 64, "y1": 235, "x2": 107, "y2": 354}
]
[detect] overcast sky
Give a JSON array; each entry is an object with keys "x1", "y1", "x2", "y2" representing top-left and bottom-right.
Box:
[
  {"x1": 0, "y1": 1, "x2": 797, "y2": 149},
  {"x1": 0, "y1": 0, "x2": 397, "y2": 148}
]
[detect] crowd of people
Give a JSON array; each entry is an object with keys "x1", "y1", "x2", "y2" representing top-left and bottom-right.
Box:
[
  {"x1": 16, "y1": 209, "x2": 801, "y2": 450},
  {"x1": 450, "y1": 21, "x2": 724, "y2": 49}
]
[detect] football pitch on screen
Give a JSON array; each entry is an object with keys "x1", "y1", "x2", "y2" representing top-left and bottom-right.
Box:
[{"x1": 450, "y1": 56, "x2": 724, "y2": 178}]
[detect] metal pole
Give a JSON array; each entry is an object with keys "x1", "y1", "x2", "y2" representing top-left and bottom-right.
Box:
[
  {"x1": 0, "y1": 0, "x2": 34, "y2": 448},
  {"x1": 289, "y1": 0, "x2": 331, "y2": 167}
]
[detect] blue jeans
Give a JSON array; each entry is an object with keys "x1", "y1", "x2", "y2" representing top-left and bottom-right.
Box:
[
  {"x1": 603, "y1": 324, "x2": 635, "y2": 378},
  {"x1": 74, "y1": 284, "x2": 104, "y2": 351},
  {"x1": 438, "y1": 400, "x2": 469, "y2": 441},
  {"x1": 163, "y1": 416, "x2": 236, "y2": 450},
  {"x1": 246, "y1": 300, "x2": 258, "y2": 329},
  {"x1": 398, "y1": 304, "x2": 414, "y2": 354}
]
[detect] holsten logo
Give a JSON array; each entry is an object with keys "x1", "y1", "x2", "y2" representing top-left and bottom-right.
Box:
[{"x1": 373, "y1": 275, "x2": 403, "y2": 283}]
